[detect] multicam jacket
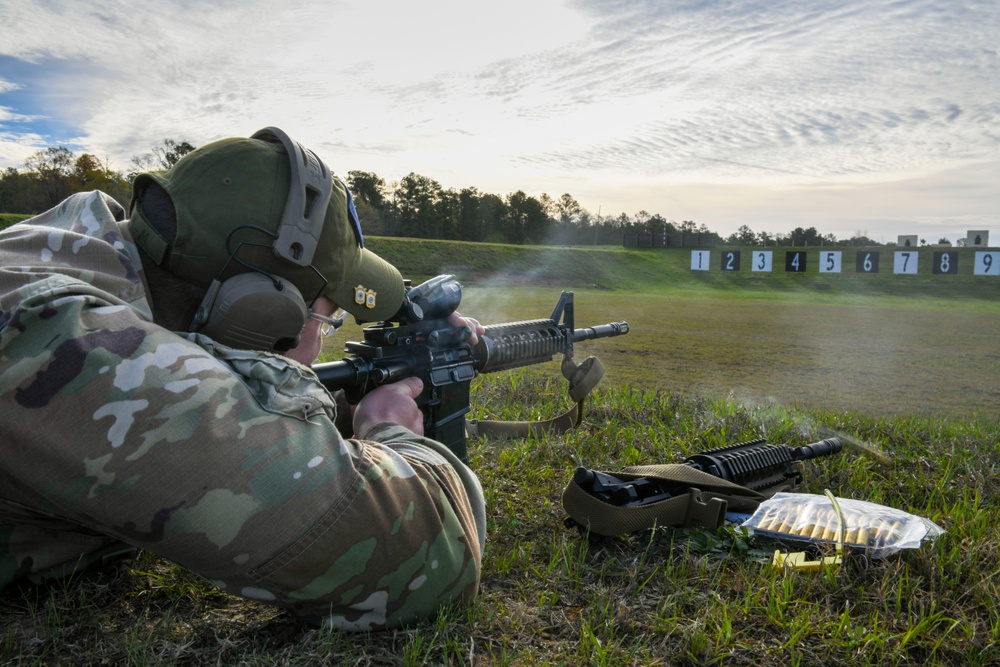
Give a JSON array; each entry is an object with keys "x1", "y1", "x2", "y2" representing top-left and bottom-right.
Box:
[{"x1": 0, "y1": 191, "x2": 484, "y2": 630}]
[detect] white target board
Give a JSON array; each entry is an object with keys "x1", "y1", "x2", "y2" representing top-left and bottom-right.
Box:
[
  {"x1": 974, "y1": 251, "x2": 1000, "y2": 276},
  {"x1": 893, "y1": 251, "x2": 919, "y2": 274},
  {"x1": 968, "y1": 230, "x2": 990, "y2": 248},
  {"x1": 751, "y1": 250, "x2": 773, "y2": 272},
  {"x1": 691, "y1": 250, "x2": 711, "y2": 271},
  {"x1": 818, "y1": 251, "x2": 842, "y2": 273}
]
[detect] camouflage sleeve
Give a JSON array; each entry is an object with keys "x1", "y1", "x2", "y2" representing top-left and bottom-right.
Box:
[
  {"x1": 357, "y1": 422, "x2": 486, "y2": 566},
  {"x1": 0, "y1": 289, "x2": 482, "y2": 630}
]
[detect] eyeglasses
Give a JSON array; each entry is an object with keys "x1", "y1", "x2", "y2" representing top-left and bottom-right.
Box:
[{"x1": 309, "y1": 309, "x2": 348, "y2": 337}]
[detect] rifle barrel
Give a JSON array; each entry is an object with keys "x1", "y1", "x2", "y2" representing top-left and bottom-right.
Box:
[
  {"x1": 573, "y1": 322, "x2": 629, "y2": 342},
  {"x1": 791, "y1": 437, "x2": 843, "y2": 460}
]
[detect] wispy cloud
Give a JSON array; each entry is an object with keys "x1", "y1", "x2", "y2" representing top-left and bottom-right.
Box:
[{"x1": 0, "y1": 0, "x2": 997, "y2": 241}]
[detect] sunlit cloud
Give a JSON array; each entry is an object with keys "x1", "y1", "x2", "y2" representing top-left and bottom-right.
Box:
[{"x1": 0, "y1": 0, "x2": 997, "y2": 242}]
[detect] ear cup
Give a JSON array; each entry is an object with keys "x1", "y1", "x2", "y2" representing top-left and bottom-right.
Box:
[{"x1": 192, "y1": 272, "x2": 308, "y2": 352}]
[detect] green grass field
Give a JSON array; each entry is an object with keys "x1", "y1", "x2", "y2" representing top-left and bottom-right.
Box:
[
  {"x1": 3, "y1": 241, "x2": 998, "y2": 665},
  {"x1": 376, "y1": 238, "x2": 1000, "y2": 419},
  {"x1": 0, "y1": 213, "x2": 33, "y2": 232}
]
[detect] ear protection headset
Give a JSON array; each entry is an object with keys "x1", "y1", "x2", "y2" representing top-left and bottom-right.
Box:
[{"x1": 189, "y1": 127, "x2": 338, "y2": 353}]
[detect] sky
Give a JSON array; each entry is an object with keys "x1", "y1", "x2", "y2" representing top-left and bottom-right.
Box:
[{"x1": 1, "y1": 0, "x2": 998, "y2": 245}]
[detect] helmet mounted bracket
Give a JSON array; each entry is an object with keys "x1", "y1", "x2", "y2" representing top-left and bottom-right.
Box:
[{"x1": 251, "y1": 126, "x2": 332, "y2": 267}]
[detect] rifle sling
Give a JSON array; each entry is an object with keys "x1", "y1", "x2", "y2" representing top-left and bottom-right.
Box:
[
  {"x1": 465, "y1": 354, "x2": 604, "y2": 440},
  {"x1": 562, "y1": 464, "x2": 767, "y2": 536}
]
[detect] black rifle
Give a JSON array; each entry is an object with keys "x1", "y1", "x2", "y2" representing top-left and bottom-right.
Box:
[
  {"x1": 574, "y1": 437, "x2": 844, "y2": 508},
  {"x1": 313, "y1": 275, "x2": 630, "y2": 461}
]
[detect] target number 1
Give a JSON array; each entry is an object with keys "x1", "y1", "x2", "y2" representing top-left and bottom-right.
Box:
[{"x1": 691, "y1": 250, "x2": 711, "y2": 271}]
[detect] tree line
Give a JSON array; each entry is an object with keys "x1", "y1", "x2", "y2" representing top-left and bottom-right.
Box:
[
  {"x1": 2, "y1": 139, "x2": 909, "y2": 247},
  {"x1": 0, "y1": 140, "x2": 196, "y2": 217}
]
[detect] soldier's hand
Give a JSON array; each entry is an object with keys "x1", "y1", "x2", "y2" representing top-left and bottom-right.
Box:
[
  {"x1": 448, "y1": 311, "x2": 485, "y2": 345},
  {"x1": 353, "y1": 376, "x2": 425, "y2": 438}
]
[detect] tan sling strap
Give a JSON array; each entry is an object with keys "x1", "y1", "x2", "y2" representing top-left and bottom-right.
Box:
[
  {"x1": 562, "y1": 464, "x2": 768, "y2": 537},
  {"x1": 466, "y1": 354, "x2": 605, "y2": 439}
]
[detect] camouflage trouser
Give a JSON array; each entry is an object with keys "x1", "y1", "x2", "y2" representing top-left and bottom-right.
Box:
[{"x1": 0, "y1": 517, "x2": 136, "y2": 587}]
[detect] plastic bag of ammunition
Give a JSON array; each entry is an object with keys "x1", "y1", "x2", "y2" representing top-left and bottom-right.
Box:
[{"x1": 745, "y1": 492, "x2": 945, "y2": 559}]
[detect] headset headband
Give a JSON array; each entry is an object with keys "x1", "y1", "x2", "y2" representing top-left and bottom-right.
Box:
[{"x1": 251, "y1": 126, "x2": 333, "y2": 267}]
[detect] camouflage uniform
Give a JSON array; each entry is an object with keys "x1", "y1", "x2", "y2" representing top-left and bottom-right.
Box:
[{"x1": 0, "y1": 191, "x2": 484, "y2": 630}]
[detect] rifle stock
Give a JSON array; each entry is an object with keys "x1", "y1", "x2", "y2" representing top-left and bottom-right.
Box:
[{"x1": 313, "y1": 275, "x2": 629, "y2": 461}]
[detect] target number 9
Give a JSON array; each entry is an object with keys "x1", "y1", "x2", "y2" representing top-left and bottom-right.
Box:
[{"x1": 974, "y1": 251, "x2": 1000, "y2": 276}]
